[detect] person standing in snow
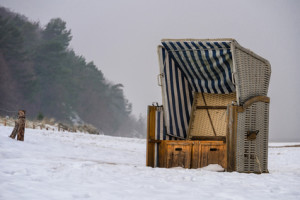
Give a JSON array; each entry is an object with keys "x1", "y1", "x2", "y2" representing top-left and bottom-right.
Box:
[{"x1": 9, "y1": 110, "x2": 26, "y2": 141}]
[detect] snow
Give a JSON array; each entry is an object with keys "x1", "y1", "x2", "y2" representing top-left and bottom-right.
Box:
[
  {"x1": 269, "y1": 142, "x2": 300, "y2": 147},
  {"x1": 0, "y1": 126, "x2": 300, "y2": 200},
  {"x1": 201, "y1": 164, "x2": 225, "y2": 172}
]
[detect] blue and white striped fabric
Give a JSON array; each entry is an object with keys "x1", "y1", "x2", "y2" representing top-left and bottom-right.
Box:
[
  {"x1": 162, "y1": 40, "x2": 235, "y2": 94},
  {"x1": 158, "y1": 47, "x2": 193, "y2": 139},
  {"x1": 155, "y1": 107, "x2": 176, "y2": 140},
  {"x1": 158, "y1": 40, "x2": 235, "y2": 139}
]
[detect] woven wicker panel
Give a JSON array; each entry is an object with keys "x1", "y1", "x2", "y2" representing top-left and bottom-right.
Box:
[
  {"x1": 188, "y1": 93, "x2": 236, "y2": 137},
  {"x1": 233, "y1": 46, "x2": 271, "y2": 104},
  {"x1": 236, "y1": 102, "x2": 269, "y2": 173}
]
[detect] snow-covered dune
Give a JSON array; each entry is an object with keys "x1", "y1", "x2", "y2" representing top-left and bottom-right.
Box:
[{"x1": 0, "y1": 126, "x2": 299, "y2": 200}]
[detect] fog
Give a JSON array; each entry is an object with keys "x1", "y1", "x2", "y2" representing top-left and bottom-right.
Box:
[{"x1": 1, "y1": 0, "x2": 299, "y2": 141}]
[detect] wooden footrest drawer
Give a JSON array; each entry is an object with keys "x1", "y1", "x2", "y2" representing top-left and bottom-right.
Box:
[{"x1": 159, "y1": 140, "x2": 227, "y2": 169}]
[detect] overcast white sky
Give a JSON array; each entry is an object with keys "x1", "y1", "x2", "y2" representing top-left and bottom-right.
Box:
[{"x1": 1, "y1": 0, "x2": 299, "y2": 141}]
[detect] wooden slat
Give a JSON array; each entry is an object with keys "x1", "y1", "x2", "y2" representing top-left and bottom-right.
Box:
[
  {"x1": 190, "y1": 136, "x2": 226, "y2": 142},
  {"x1": 146, "y1": 106, "x2": 156, "y2": 167},
  {"x1": 148, "y1": 139, "x2": 161, "y2": 143},
  {"x1": 226, "y1": 105, "x2": 232, "y2": 172},
  {"x1": 226, "y1": 105, "x2": 238, "y2": 172},
  {"x1": 159, "y1": 141, "x2": 164, "y2": 167},
  {"x1": 191, "y1": 141, "x2": 200, "y2": 168}
]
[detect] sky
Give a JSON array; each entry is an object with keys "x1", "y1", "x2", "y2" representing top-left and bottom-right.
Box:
[{"x1": 0, "y1": 0, "x2": 299, "y2": 141}]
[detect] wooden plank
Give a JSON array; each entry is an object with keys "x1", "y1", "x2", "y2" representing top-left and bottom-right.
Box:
[
  {"x1": 159, "y1": 141, "x2": 166, "y2": 167},
  {"x1": 148, "y1": 139, "x2": 161, "y2": 143},
  {"x1": 226, "y1": 105, "x2": 231, "y2": 171},
  {"x1": 165, "y1": 142, "x2": 192, "y2": 168},
  {"x1": 219, "y1": 144, "x2": 227, "y2": 169},
  {"x1": 226, "y1": 105, "x2": 232, "y2": 172},
  {"x1": 226, "y1": 105, "x2": 238, "y2": 172},
  {"x1": 146, "y1": 106, "x2": 156, "y2": 167},
  {"x1": 190, "y1": 136, "x2": 226, "y2": 142},
  {"x1": 191, "y1": 141, "x2": 200, "y2": 169},
  {"x1": 232, "y1": 106, "x2": 238, "y2": 171},
  {"x1": 199, "y1": 141, "x2": 227, "y2": 169}
]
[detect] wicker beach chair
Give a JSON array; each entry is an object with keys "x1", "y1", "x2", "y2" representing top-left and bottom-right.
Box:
[{"x1": 146, "y1": 39, "x2": 271, "y2": 173}]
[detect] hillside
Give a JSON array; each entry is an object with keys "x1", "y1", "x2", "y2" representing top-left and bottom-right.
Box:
[
  {"x1": 0, "y1": 7, "x2": 145, "y2": 137},
  {"x1": 0, "y1": 126, "x2": 300, "y2": 200}
]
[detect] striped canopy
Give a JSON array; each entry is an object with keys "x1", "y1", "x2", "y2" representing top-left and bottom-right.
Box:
[
  {"x1": 162, "y1": 40, "x2": 235, "y2": 94},
  {"x1": 158, "y1": 39, "x2": 236, "y2": 139}
]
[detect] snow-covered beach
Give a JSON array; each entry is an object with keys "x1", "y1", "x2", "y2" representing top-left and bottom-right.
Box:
[{"x1": 0, "y1": 126, "x2": 299, "y2": 200}]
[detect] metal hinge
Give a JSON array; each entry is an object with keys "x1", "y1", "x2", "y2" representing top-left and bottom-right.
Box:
[{"x1": 157, "y1": 73, "x2": 164, "y2": 86}]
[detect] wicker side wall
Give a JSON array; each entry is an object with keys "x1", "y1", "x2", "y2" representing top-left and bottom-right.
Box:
[
  {"x1": 236, "y1": 102, "x2": 269, "y2": 173},
  {"x1": 232, "y1": 42, "x2": 271, "y2": 104}
]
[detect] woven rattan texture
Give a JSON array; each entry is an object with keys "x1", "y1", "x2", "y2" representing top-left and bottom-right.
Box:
[
  {"x1": 234, "y1": 47, "x2": 271, "y2": 104},
  {"x1": 236, "y1": 102, "x2": 269, "y2": 173},
  {"x1": 189, "y1": 93, "x2": 236, "y2": 137}
]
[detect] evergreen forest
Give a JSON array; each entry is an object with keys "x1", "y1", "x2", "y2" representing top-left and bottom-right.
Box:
[{"x1": 0, "y1": 7, "x2": 145, "y2": 138}]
